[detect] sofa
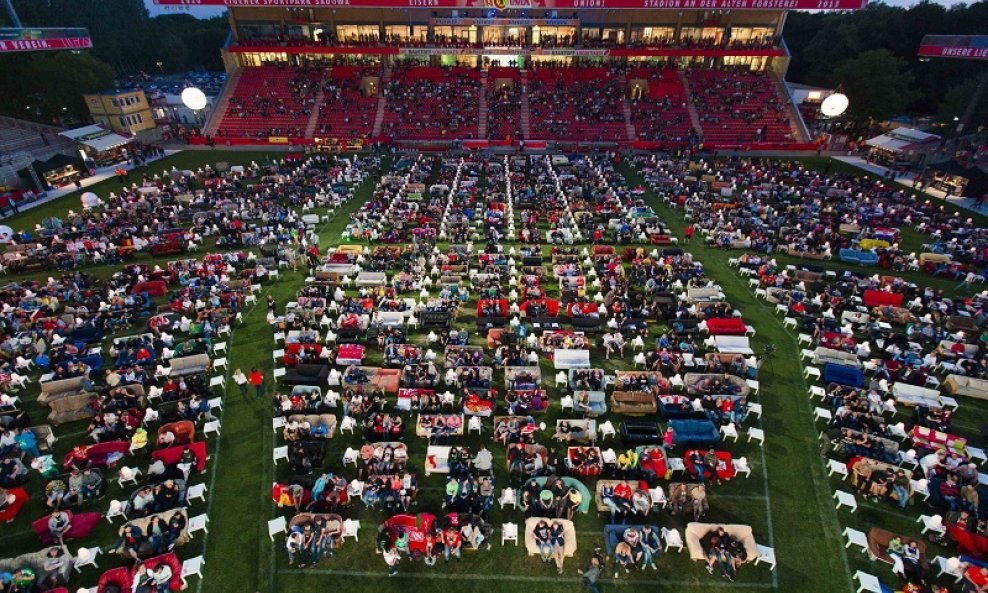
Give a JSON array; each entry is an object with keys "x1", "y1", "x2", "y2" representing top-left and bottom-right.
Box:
[
  {"x1": 594, "y1": 480, "x2": 642, "y2": 513},
  {"x1": 945, "y1": 375, "x2": 988, "y2": 400},
  {"x1": 866, "y1": 527, "x2": 929, "y2": 570},
  {"x1": 356, "y1": 272, "x2": 387, "y2": 287},
  {"x1": 669, "y1": 483, "x2": 710, "y2": 514},
  {"x1": 823, "y1": 363, "x2": 864, "y2": 388},
  {"x1": 286, "y1": 414, "x2": 338, "y2": 438},
  {"x1": 39, "y1": 376, "x2": 93, "y2": 404},
  {"x1": 937, "y1": 340, "x2": 979, "y2": 359},
  {"x1": 610, "y1": 392, "x2": 657, "y2": 415},
  {"x1": 947, "y1": 315, "x2": 980, "y2": 333},
  {"x1": 132, "y1": 553, "x2": 184, "y2": 590},
  {"x1": 848, "y1": 457, "x2": 912, "y2": 503},
  {"x1": 862, "y1": 289, "x2": 903, "y2": 308},
  {"x1": 98, "y1": 566, "x2": 132, "y2": 593},
  {"x1": 620, "y1": 420, "x2": 663, "y2": 445},
  {"x1": 152, "y1": 441, "x2": 208, "y2": 474},
  {"x1": 704, "y1": 318, "x2": 746, "y2": 336},
  {"x1": 684, "y1": 450, "x2": 736, "y2": 481},
  {"x1": 63, "y1": 440, "x2": 130, "y2": 470},
  {"x1": 156, "y1": 421, "x2": 196, "y2": 449},
  {"x1": 570, "y1": 390, "x2": 606, "y2": 417},
  {"x1": 919, "y1": 252, "x2": 951, "y2": 266},
  {"x1": 685, "y1": 523, "x2": 758, "y2": 563},
  {"x1": 32, "y1": 511, "x2": 102, "y2": 544},
  {"x1": 839, "y1": 249, "x2": 879, "y2": 266},
  {"x1": 524, "y1": 518, "x2": 577, "y2": 557},
  {"x1": 814, "y1": 347, "x2": 862, "y2": 368},
  {"x1": 167, "y1": 354, "x2": 210, "y2": 377},
  {"x1": 0, "y1": 546, "x2": 73, "y2": 585},
  {"x1": 532, "y1": 477, "x2": 593, "y2": 514},
  {"x1": 669, "y1": 420, "x2": 719, "y2": 447},
  {"x1": 283, "y1": 364, "x2": 330, "y2": 387},
  {"x1": 289, "y1": 513, "x2": 344, "y2": 547},
  {"x1": 117, "y1": 509, "x2": 190, "y2": 557},
  {"x1": 131, "y1": 280, "x2": 167, "y2": 297},
  {"x1": 554, "y1": 419, "x2": 597, "y2": 443},
  {"x1": 684, "y1": 373, "x2": 749, "y2": 396},
  {"x1": 553, "y1": 349, "x2": 591, "y2": 370},
  {"x1": 47, "y1": 392, "x2": 98, "y2": 426}
]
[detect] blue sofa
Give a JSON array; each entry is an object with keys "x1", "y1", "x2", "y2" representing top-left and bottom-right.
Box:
[
  {"x1": 669, "y1": 419, "x2": 720, "y2": 446},
  {"x1": 603, "y1": 524, "x2": 663, "y2": 555},
  {"x1": 839, "y1": 249, "x2": 879, "y2": 266},
  {"x1": 823, "y1": 363, "x2": 864, "y2": 388}
]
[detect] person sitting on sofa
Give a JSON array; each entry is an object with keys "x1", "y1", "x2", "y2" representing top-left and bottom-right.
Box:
[
  {"x1": 700, "y1": 526, "x2": 739, "y2": 582},
  {"x1": 113, "y1": 523, "x2": 146, "y2": 561},
  {"x1": 38, "y1": 545, "x2": 68, "y2": 589}
]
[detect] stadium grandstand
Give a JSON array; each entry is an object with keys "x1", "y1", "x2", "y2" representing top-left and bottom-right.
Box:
[{"x1": 158, "y1": 0, "x2": 867, "y2": 151}]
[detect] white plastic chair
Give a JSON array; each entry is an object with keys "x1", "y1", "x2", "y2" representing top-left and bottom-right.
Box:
[
  {"x1": 187, "y1": 483, "x2": 207, "y2": 503},
  {"x1": 180, "y1": 556, "x2": 205, "y2": 588},
  {"x1": 661, "y1": 527, "x2": 683, "y2": 552},
  {"x1": 342, "y1": 518, "x2": 360, "y2": 542},
  {"x1": 501, "y1": 522, "x2": 519, "y2": 546},
  {"x1": 73, "y1": 546, "x2": 101, "y2": 573}
]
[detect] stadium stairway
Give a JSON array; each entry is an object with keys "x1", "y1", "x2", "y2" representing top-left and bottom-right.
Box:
[
  {"x1": 769, "y1": 71, "x2": 810, "y2": 143},
  {"x1": 305, "y1": 81, "x2": 326, "y2": 138},
  {"x1": 203, "y1": 68, "x2": 240, "y2": 137},
  {"x1": 618, "y1": 73, "x2": 635, "y2": 142},
  {"x1": 372, "y1": 68, "x2": 391, "y2": 137},
  {"x1": 678, "y1": 70, "x2": 703, "y2": 138},
  {"x1": 519, "y1": 70, "x2": 531, "y2": 140},
  {"x1": 478, "y1": 70, "x2": 489, "y2": 139}
]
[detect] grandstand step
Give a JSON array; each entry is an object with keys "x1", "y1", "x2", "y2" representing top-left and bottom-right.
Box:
[
  {"x1": 678, "y1": 70, "x2": 703, "y2": 139},
  {"x1": 372, "y1": 69, "x2": 391, "y2": 137},
  {"x1": 769, "y1": 72, "x2": 810, "y2": 143},
  {"x1": 618, "y1": 74, "x2": 635, "y2": 142},
  {"x1": 519, "y1": 70, "x2": 531, "y2": 140},
  {"x1": 478, "y1": 71, "x2": 489, "y2": 138},
  {"x1": 204, "y1": 68, "x2": 240, "y2": 137},
  {"x1": 305, "y1": 85, "x2": 325, "y2": 138}
]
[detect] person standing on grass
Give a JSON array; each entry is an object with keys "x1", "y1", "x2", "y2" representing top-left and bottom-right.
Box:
[
  {"x1": 249, "y1": 367, "x2": 265, "y2": 398},
  {"x1": 233, "y1": 368, "x2": 249, "y2": 401},
  {"x1": 578, "y1": 556, "x2": 603, "y2": 593},
  {"x1": 684, "y1": 224, "x2": 695, "y2": 244}
]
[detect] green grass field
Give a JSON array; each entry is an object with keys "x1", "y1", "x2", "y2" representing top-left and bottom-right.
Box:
[{"x1": 2, "y1": 149, "x2": 985, "y2": 593}]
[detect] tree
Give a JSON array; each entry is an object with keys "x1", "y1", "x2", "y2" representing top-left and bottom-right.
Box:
[
  {"x1": 0, "y1": 52, "x2": 115, "y2": 125},
  {"x1": 937, "y1": 77, "x2": 988, "y2": 130},
  {"x1": 831, "y1": 49, "x2": 919, "y2": 123}
]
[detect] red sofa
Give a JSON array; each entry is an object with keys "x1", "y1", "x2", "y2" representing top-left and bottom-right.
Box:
[
  {"x1": 706, "y1": 318, "x2": 746, "y2": 336},
  {"x1": 863, "y1": 289, "x2": 903, "y2": 308},
  {"x1": 32, "y1": 511, "x2": 102, "y2": 544},
  {"x1": 521, "y1": 299, "x2": 560, "y2": 317},
  {"x1": 134, "y1": 553, "x2": 183, "y2": 590},
  {"x1": 949, "y1": 524, "x2": 988, "y2": 560},
  {"x1": 0, "y1": 486, "x2": 29, "y2": 522},
  {"x1": 284, "y1": 343, "x2": 324, "y2": 366},
  {"x1": 64, "y1": 441, "x2": 131, "y2": 470},
  {"x1": 477, "y1": 299, "x2": 509, "y2": 318},
  {"x1": 567, "y1": 302, "x2": 599, "y2": 317},
  {"x1": 132, "y1": 280, "x2": 168, "y2": 297},
  {"x1": 684, "y1": 450, "x2": 736, "y2": 481},
  {"x1": 98, "y1": 566, "x2": 132, "y2": 593},
  {"x1": 152, "y1": 441, "x2": 208, "y2": 474}
]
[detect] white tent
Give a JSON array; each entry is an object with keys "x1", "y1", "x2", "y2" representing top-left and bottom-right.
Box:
[
  {"x1": 59, "y1": 125, "x2": 132, "y2": 153},
  {"x1": 865, "y1": 127, "x2": 939, "y2": 154}
]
